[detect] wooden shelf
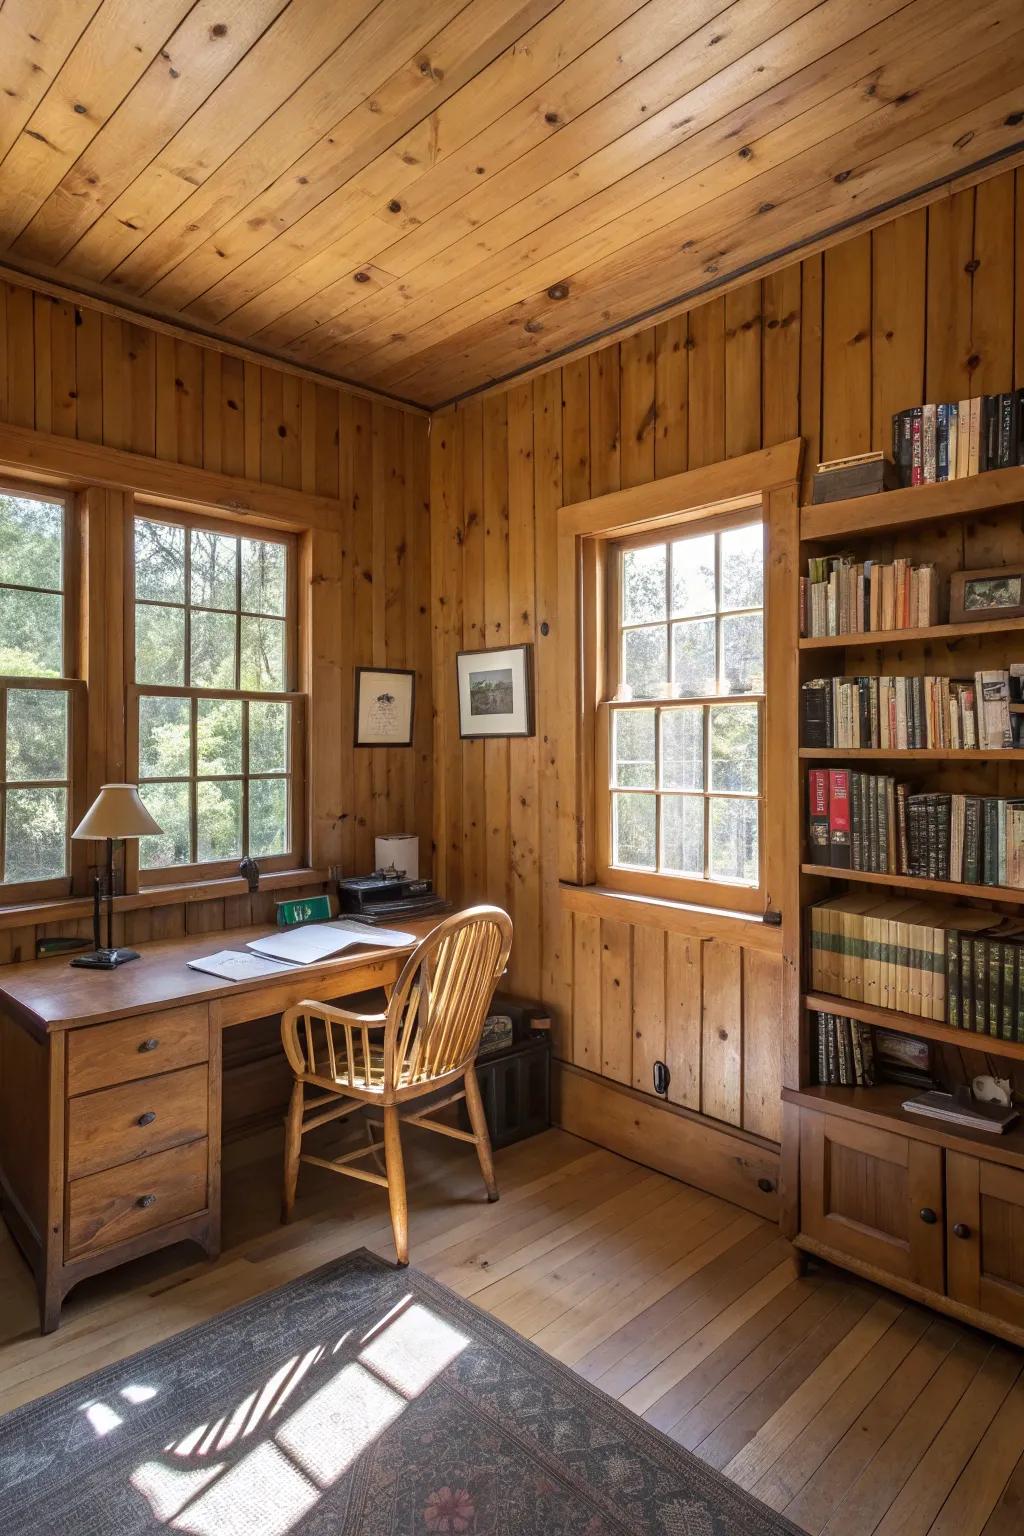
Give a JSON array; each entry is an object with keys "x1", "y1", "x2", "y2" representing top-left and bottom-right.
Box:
[
  {"x1": 803, "y1": 991, "x2": 1024, "y2": 1060},
  {"x1": 782, "y1": 1082, "x2": 1024, "y2": 1172},
  {"x1": 800, "y1": 864, "x2": 1024, "y2": 904},
  {"x1": 799, "y1": 616, "x2": 1024, "y2": 650},
  {"x1": 800, "y1": 464, "x2": 1024, "y2": 542},
  {"x1": 798, "y1": 747, "x2": 1023, "y2": 761}
]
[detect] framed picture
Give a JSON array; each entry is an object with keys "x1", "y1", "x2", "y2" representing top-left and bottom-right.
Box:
[
  {"x1": 457, "y1": 644, "x2": 534, "y2": 739},
  {"x1": 354, "y1": 667, "x2": 415, "y2": 747},
  {"x1": 949, "y1": 567, "x2": 1024, "y2": 624},
  {"x1": 874, "y1": 1028, "x2": 933, "y2": 1089}
]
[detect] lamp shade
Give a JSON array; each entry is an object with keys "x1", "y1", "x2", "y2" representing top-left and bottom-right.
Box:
[{"x1": 73, "y1": 784, "x2": 162, "y2": 841}]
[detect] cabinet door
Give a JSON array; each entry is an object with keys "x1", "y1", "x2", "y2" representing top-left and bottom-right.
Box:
[
  {"x1": 800, "y1": 1109, "x2": 944, "y2": 1291},
  {"x1": 946, "y1": 1152, "x2": 1024, "y2": 1331}
]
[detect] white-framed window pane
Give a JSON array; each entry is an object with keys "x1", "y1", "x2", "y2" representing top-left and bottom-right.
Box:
[
  {"x1": 5, "y1": 787, "x2": 67, "y2": 882},
  {"x1": 709, "y1": 797, "x2": 758, "y2": 883},
  {"x1": 197, "y1": 779, "x2": 242, "y2": 862},
  {"x1": 0, "y1": 589, "x2": 62, "y2": 677},
  {"x1": 139, "y1": 781, "x2": 191, "y2": 868},
  {"x1": 190, "y1": 529, "x2": 237, "y2": 610},
  {"x1": 622, "y1": 625, "x2": 668, "y2": 700},
  {"x1": 622, "y1": 544, "x2": 666, "y2": 625},
  {"x1": 197, "y1": 697, "x2": 242, "y2": 776},
  {"x1": 190, "y1": 609, "x2": 236, "y2": 688},
  {"x1": 720, "y1": 523, "x2": 763, "y2": 610},
  {"x1": 136, "y1": 604, "x2": 185, "y2": 685},
  {"x1": 250, "y1": 778, "x2": 287, "y2": 856},
  {"x1": 241, "y1": 539, "x2": 286, "y2": 617},
  {"x1": 661, "y1": 794, "x2": 704, "y2": 876},
  {"x1": 709, "y1": 704, "x2": 759, "y2": 793},
  {"x1": 720, "y1": 611, "x2": 763, "y2": 695},
  {"x1": 661, "y1": 708, "x2": 703, "y2": 790},
  {"x1": 6, "y1": 689, "x2": 67, "y2": 782},
  {"x1": 135, "y1": 517, "x2": 184, "y2": 603},
  {"x1": 139, "y1": 694, "x2": 190, "y2": 779},
  {"x1": 612, "y1": 791, "x2": 656, "y2": 869},
  {"x1": 671, "y1": 618, "x2": 716, "y2": 697},
  {"x1": 612, "y1": 708, "x2": 655, "y2": 788},
  {"x1": 240, "y1": 615, "x2": 285, "y2": 691},
  {"x1": 670, "y1": 534, "x2": 715, "y2": 617}
]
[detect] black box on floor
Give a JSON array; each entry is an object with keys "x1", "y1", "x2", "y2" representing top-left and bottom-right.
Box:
[{"x1": 466, "y1": 993, "x2": 551, "y2": 1147}]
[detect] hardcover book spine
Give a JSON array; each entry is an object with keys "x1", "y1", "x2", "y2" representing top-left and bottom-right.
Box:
[
  {"x1": 947, "y1": 928, "x2": 960, "y2": 1028},
  {"x1": 808, "y1": 770, "x2": 830, "y2": 864}
]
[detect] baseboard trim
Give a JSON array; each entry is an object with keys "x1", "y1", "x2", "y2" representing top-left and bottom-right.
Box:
[{"x1": 552, "y1": 1062, "x2": 780, "y2": 1221}]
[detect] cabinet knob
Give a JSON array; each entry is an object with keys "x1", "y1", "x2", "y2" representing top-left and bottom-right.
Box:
[
  {"x1": 757, "y1": 1178, "x2": 776, "y2": 1193},
  {"x1": 919, "y1": 1207, "x2": 938, "y2": 1225},
  {"x1": 137, "y1": 1111, "x2": 156, "y2": 1127},
  {"x1": 136, "y1": 1194, "x2": 156, "y2": 1209},
  {"x1": 953, "y1": 1222, "x2": 971, "y2": 1240},
  {"x1": 138, "y1": 1038, "x2": 159, "y2": 1053}
]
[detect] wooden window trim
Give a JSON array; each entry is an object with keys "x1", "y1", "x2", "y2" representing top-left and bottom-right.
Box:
[
  {"x1": 556, "y1": 440, "x2": 803, "y2": 924},
  {"x1": 125, "y1": 505, "x2": 307, "y2": 890}
]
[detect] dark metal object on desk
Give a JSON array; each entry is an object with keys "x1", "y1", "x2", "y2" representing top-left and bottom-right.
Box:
[
  {"x1": 336, "y1": 869, "x2": 449, "y2": 923},
  {"x1": 70, "y1": 784, "x2": 162, "y2": 969}
]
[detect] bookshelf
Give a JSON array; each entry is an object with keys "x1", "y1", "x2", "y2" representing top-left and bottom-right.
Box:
[{"x1": 786, "y1": 458, "x2": 1024, "y2": 1348}]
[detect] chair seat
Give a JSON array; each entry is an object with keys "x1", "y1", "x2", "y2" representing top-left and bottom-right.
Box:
[{"x1": 314, "y1": 1047, "x2": 433, "y2": 1096}]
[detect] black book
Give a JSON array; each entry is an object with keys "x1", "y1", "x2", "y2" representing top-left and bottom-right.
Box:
[
  {"x1": 988, "y1": 942, "x2": 1001, "y2": 1036},
  {"x1": 999, "y1": 392, "x2": 1016, "y2": 469},
  {"x1": 964, "y1": 796, "x2": 982, "y2": 884},
  {"x1": 961, "y1": 935, "x2": 975, "y2": 1033},
  {"x1": 801, "y1": 681, "x2": 831, "y2": 748},
  {"x1": 973, "y1": 938, "x2": 988, "y2": 1033},
  {"x1": 981, "y1": 395, "x2": 999, "y2": 471},
  {"x1": 1017, "y1": 388, "x2": 1024, "y2": 467},
  {"x1": 925, "y1": 795, "x2": 938, "y2": 880},
  {"x1": 947, "y1": 929, "x2": 961, "y2": 1028},
  {"x1": 982, "y1": 798, "x2": 999, "y2": 886},
  {"x1": 936, "y1": 795, "x2": 951, "y2": 881},
  {"x1": 1001, "y1": 944, "x2": 1017, "y2": 1042},
  {"x1": 858, "y1": 678, "x2": 871, "y2": 748}
]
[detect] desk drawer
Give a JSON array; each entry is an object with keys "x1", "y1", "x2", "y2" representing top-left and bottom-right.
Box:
[
  {"x1": 67, "y1": 1004, "x2": 209, "y2": 1095},
  {"x1": 65, "y1": 1137, "x2": 208, "y2": 1259},
  {"x1": 66, "y1": 1065, "x2": 209, "y2": 1180}
]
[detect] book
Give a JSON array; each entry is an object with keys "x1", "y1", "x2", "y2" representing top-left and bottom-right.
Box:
[
  {"x1": 828, "y1": 770, "x2": 851, "y2": 868},
  {"x1": 247, "y1": 920, "x2": 416, "y2": 964},
  {"x1": 808, "y1": 770, "x2": 830, "y2": 862}
]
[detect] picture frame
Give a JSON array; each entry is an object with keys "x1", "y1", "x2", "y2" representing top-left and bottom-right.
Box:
[
  {"x1": 949, "y1": 567, "x2": 1024, "y2": 624},
  {"x1": 456, "y1": 644, "x2": 534, "y2": 739},
  {"x1": 354, "y1": 666, "x2": 415, "y2": 747}
]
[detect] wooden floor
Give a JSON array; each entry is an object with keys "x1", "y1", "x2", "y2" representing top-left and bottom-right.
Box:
[{"x1": 2, "y1": 1124, "x2": 1024, "y2": 1534}]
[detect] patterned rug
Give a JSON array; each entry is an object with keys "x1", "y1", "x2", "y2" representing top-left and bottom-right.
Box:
[{"x1": 0, "y1": 1250, "x2": 800, "y2": 1534}]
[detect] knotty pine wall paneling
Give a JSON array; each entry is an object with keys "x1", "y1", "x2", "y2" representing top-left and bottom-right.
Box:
[
  {"x1": 0, "y1": 275, "x2": 432, "y2": 975},
  {"x1": 431, "y1": 166, "x2": 1024, "y2": 1161}
]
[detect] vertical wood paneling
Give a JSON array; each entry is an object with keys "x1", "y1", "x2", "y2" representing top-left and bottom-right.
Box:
[
  {"x1": 687, "y1": 296, "x2": 725, "y2": 469},
  {"x1": 762, "y1": 266, "x2": 800, "y2": 448},
  {"x1": 600, "y1": 917, "x2": 632, "y2": 1084},
  {"x1": 572, "y1": 912, "x2": 601, "y2": 1074},
  {"x1": 461, "y1": 399, "x2": 486, "y2": 902},
  {"x1": 701, "y1": 940, "x2": 743, "y2": 1127},
  {"x1": 742, "y1": 949, "x2": 783, "y2": 1142},
  {"x1": 724, "y1": 281, "x2": 762, "y2": 459},
  {"x1": 619, "y1": 330, "x2": 655, "y2": 489},
  {"x1": 483, "y1": 392, "x2": 510, "y2": 915},
  {"x1": 507, "y1": 383, "x2": 540, "y2": 997},
  {"x1": 631, "y1": 924, "x2": 665, "y2": 1096},
  {"x1": 822, "y1": 234, "x2": 872, "y2": 458},
  {"x1": 665, "y1": 933, "x2": 701, "y2": 1112},
  {"x1": 871, "y1": 209, "x2": 926, "y2": 453},
  {"x1": 654, "y1": 315, "x2": 687, "y2": 479}
]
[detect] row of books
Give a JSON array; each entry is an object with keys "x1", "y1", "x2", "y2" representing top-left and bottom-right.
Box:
[
  {"x1": 947, "y1": 929, "x2": 1024, "y2": 1041},
  {"x1": 800, "y1": 555, "x2": 938, "y2": 638},
  {"x1": 812, "y1": 1012, "x2": 876, "y2": 1086},
  {"x1": 801, "y1": 670, "x2": 1021, "y2": 751},
  {"x1": 892, "y1": 392, "x2": 1024, "y2": 486},
  {"x1": 808, "y1": 895, "x2": 994, "y2": 1021},
  {"x1": 807, "y1": 769, "x2": 1024, "y2": 888}
]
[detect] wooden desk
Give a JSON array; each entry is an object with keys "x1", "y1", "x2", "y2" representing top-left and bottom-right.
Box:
[{"x1": 0, "y1": 919, "x2": 435, "y2": 1332}]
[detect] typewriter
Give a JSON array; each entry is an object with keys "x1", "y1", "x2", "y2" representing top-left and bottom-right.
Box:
[{"x1": 336, "y1": 868, "x2": 450, "y2": 924}]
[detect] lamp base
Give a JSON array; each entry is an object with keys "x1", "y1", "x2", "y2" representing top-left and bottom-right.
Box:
[{"x1": 70, "y1": 947, "x2": 140, "y2": 970}]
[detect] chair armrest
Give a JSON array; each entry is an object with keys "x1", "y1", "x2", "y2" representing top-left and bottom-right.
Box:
[{"x1": 295, "y1": 999, "x2": 388, "y2": 1028}]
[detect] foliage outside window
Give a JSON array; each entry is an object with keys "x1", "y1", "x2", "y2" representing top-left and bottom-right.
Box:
[
  {"x1": 603, "y1": 520, "x2": 764, "y2": 905},
  {"x1": 133, "y1": 513, "x2": 300, "y2": 878},
  {"x1": 0, "y1": 490, "x2": 76, "y2": 889}
]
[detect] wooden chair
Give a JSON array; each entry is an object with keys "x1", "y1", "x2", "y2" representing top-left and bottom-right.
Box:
[{"x1": 279, "y1": 906, "x2": 513, "y2": 1265}]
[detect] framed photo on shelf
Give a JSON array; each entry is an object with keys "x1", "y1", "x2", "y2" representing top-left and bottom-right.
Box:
[
  {"x1": 456, "y1": 644, "x2": 534, "y2": 739},
  {"x1": 874, "y1": 1028, "x2": 934, "y2": 1089},
  {"x1": 354, "y1": 666, "x2": 415, "y2": 747},
  {"x1": 949, "y1": 567, "x2": 1024, "y2": 624}
]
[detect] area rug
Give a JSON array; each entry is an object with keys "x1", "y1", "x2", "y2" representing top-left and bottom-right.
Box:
[{"x1": 0, "y1": 1250, "x2": 800, "y2": 1534}]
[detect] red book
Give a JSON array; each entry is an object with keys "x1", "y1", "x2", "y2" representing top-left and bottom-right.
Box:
[
  {"x1": 828, "y1": 769, "x2": 851, "y2": 868},
  {"x1": 808, "y1": 770, "x2": 830, "y2": 863}
]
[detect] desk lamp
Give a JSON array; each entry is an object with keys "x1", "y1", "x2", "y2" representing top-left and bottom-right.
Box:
[{"x1": 71, "y1": 784, "x2": 162, "y2": 969}]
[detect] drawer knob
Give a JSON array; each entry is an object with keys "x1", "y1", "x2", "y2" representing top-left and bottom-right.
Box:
[
  {"x1": 137, "y1": 1111, "x2": 156, "y2": 1127},
  {"x1": 136, "y1": 1194, "x2": 156, "y2": 1209},
  {"x1": 138, "y1": 1038, "x2": 159, "y2": 1053},
  {"x1": 919, "y1": 1207, "x2": 938, "y2": 1225},
  {"x1": 953, "y1": 1222, "x2": 972, "y2": 1240}
]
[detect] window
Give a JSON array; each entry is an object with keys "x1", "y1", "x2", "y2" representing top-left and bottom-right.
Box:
[
  {"x1": 131, "y1": 511, "x2": 303, "y2": 882},
  {"x1": 600, "y1": 517, "x2": 764, "y2": 908},
  {"x1": 0, "y1": 487, "x2": 80, "y2": 893}
]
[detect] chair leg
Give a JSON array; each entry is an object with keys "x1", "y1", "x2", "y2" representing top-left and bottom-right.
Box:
[
  {"x1": 383, "y1": 1106, "x2": 409, "y2": 1267},
  {"x1": 281, "y1": 1079, "x2": 304, "y2": 1224},
  {"x1": 464, "y1": 1065, "x2": 498, "y2": 1202}
]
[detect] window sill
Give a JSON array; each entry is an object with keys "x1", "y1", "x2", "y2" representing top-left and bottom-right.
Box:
[
  {"x1": 0, "y1": 867, "x2": 329, "y2": 933},
  {"x1": 558, "y1": 882, "x2": 781, "y2": 953}
]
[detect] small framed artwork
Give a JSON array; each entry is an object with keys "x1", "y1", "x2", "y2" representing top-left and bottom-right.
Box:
[
  {"x1": 874, "y1": 1028, "x2": 933, "y2": 1089},
  {"x1": 354, "y1": 667, "x2": 415, "y2": 747},
  {"x1": 457, "y1": 644, "x2": 534, "y2": 739},
  {"x1": 949, "y1": 567, "x2": 1024, "y2": 624}
]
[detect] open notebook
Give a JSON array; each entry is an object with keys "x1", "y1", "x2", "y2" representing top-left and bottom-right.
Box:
[{"x1": 245, "y1": 919, "x2": 416, "y2": 966}]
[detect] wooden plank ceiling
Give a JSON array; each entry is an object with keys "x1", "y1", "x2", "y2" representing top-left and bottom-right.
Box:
[{"x1": 1, "y1": 0, "x2": 1023, "y2": 410}]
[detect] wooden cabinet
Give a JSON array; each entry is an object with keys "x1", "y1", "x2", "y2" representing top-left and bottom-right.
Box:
[
  {"x1": 946, "y1": 1152, "x2": 1024, "y2": 1333},
  {"x1": 799, "y1": 1109, "x2": 944, "y2": 1291}
]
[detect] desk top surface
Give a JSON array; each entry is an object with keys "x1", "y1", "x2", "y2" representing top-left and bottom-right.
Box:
[{"x1": 0, "y1": 918, "x2": 438, "y2": 1036}]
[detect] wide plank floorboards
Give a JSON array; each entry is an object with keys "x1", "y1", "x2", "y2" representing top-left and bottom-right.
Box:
[{"x1": 1, "y1": 1125, "x2": 1022, "y2": 1534}]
